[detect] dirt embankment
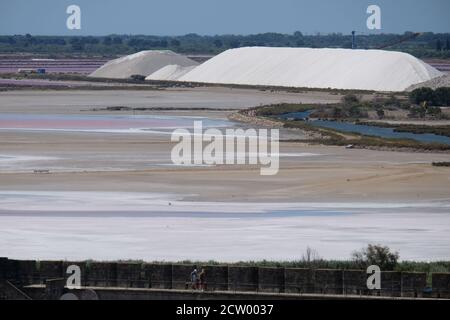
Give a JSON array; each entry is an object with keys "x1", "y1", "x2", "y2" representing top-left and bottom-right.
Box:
[
  {"x1": 228, "y1": 111, "x2": 327, "y2": 140},
  {"x1": 228, "y1": 111, "x2": 284, "y2": 127}
]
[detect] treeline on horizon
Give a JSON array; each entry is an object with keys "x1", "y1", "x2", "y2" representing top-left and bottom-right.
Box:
[{"x1": 0, "y1": 32, "x2": 449, "y2": 58}]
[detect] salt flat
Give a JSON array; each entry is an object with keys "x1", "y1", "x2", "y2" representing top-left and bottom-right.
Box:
[
  {"x1": 0, "y1": 88, "x2": 342, "y2": 114},
  {"x1": 0, "y1": 88, "x2": 449, "y2": 262},
  {"x1": 1, "y1": 199, "x2": 449, "y2": 261}
]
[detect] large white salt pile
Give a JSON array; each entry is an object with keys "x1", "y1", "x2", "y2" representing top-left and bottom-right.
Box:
[
  {"x1": 89, "y1": 50, "x2": 198, "y2": 79},
  {"x1": 179, "y1": 47, "x2": 442, "y2": 91},
  {"x1": 145, "y1": 64, "x2": 197, "y2": 81}
]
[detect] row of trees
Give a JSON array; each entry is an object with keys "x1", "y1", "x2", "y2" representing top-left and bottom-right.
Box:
[
  {"x1": 1, "y1": 32, "x2": 449, "y2": 57},
  {"x1": 436, "y1": 38, "x2": 450, "y2": 51}
]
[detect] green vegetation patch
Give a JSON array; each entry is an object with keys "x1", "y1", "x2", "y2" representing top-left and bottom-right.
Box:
[
  {"x1": 432, "y1": 161, "x2": 450, "y2": 167},
  {"x1": 252, "y1": 103, "x2": 312, "y2": 117},
  {"x1": 410, "y1": 87, "x2": 450, "y2": 107}
]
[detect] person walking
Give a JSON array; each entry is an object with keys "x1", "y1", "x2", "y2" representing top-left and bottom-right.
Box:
[
  {"x1": 190, "y1": 266, "x2": 198, "y2": 290},
  {"x1": 199, "y1": 268, "x2": 207, "y2": 291}
]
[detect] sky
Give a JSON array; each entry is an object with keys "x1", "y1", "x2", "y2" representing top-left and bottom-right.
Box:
[{"x1": 0, "y1": 0, "x2": 449, "y2": 36}]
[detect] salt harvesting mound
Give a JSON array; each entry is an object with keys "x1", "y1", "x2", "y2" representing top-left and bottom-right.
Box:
[
  {"x1": 89, "y1": 50, "x2": 198, "y2": 79},
  {"x1": 145, "y1": 64, "x2": 197, "y2": 81},
  {"x1": 407, "y1": 73, "x2": 450, "y2": 91},
  {"x1": 179, "y1": 47, "x2": 442, "y2": 92}
]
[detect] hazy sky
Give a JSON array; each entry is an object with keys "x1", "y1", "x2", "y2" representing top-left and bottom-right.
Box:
[{"x1": 0, "y1": 0, "x2": 449, "y2": 36}]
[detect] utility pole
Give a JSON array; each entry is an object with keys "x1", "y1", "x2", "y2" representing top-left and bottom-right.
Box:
[{"x1": 352, "y1": 31, "x2": 356, "y2": 49}]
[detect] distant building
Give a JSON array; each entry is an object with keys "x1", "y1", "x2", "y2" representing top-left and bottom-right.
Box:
[
  {"x1": 17, "y1": 68, "x2": 46, "y2": 74},
  {"x1": 18, "y1": 68, "x2": 37, "y2": 74}
]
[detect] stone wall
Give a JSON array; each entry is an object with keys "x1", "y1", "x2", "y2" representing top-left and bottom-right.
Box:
[
  {"x1": 0, "y1": 259, "x2": 37, "y2": 285},
  {"x1": 228, "y1": 266, "x2": 258, "y2": 292},
  {"x1": 401, "y1": 272, "x2": 427, "y2": 298},
  {"x1": 343, "y1": 270, "x2": 366, "y2": 295},
  {"x1": 172, "y1": 264, "x2": 193, "y2": 290},
  {"x1": 284, "y1": 268, "x2": 313, "y2": 294},
  {"x1": 86, "y1": 262, "x2": 117, "y2": 287},
  {"x1": 38, "y1": 261, "x2": 64, "y2": 282},
  {"x1": 432, "y1": 273, "x2": 450, "y2": 298},
  {"x1": 314, "y1": 269, "x2": 343, "y2": 295},
  {"x1": 205, "y1": 265, "x2": 228, "y2": 291},
  {"x1": 258, "y1": 267, "x2": 285, "y2": 293},
  {"x1": 116, "y1": 263, "x2": 142, "y2": 288},
  {"x1": 380, "y1": 271, "x2": 401, "y2": 297},
  {"x1": 144, "y1": 263, "x2": 172, "y2": 289},
  {"x1": 1, "y1": 258, "x2": 448, "y2": 298}
]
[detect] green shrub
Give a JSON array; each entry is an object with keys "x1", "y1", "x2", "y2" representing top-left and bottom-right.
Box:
[
  {"x1": 432, "y1": 162, "x2": 450, "y2": 167},
  {"x1": 409, "y1": 87, "x2": 450, "y2": 106},
  {"x1": 352, "y1": 244, "x2": 399, "y2": 271},
  {"x1": 341, "y1": 94, "x2": 360, "y2": 105},
  {"x1": 426, "y1": 105, "x2": 442, "y2": 117},
  {"x1": 408, "y1": 105, "x2": 426, "y2": 118},
  {"x1": 410, "y1": 87, "x2": 435, "y2": 105},
  {"x1": 376, "y1": 108, "x2": 385, "y2": 119},
  {"x1": 433, "y1": 87, "x2": 450, "y2": 106},
  {"x1": 384, "y1": 95, "x2": 402, "y2": 107},
  {"x1": 130, "y1": 74, "x2": 146, "y2": 81}
]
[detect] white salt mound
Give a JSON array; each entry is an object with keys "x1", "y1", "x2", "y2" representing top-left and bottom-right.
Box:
[
  {"x1": 89, "y1": 50, "x2": 198, "y2": 79},
  {"x1": 145, "y1": 65, "x2": 197, "y2": 81},
  {"x1": 179, "y1": 47, "x2": 442, "y2": 92}
]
